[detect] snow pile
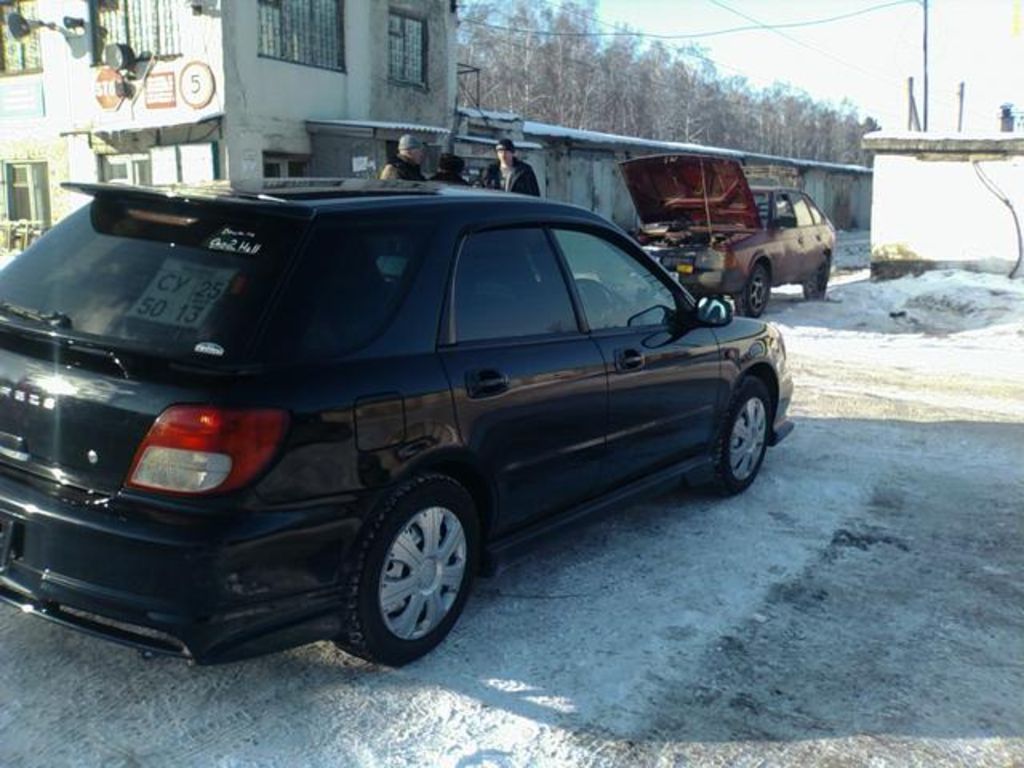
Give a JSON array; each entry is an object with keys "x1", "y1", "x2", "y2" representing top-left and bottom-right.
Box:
[{"x1": 774, "y1": 268, "x2": 1024, "y2": 337}]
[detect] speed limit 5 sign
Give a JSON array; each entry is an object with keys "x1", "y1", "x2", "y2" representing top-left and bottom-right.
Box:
[{"x1": 179, "y1": 61, "x2": 216, "y2": 109}]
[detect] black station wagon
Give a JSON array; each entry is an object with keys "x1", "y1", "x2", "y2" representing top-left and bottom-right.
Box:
[{"x1": 0, "y1": 180, "x2": 792, "y2": 665}]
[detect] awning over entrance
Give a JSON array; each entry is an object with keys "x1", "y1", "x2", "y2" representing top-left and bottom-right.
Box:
[{"x1": 62, "y1": 112, "x2": 224, "y2": 154}]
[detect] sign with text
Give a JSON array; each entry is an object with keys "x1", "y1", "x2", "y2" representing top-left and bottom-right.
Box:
[
  {"x1": 145, "y1": 71, "x2": 177, "y2": 109},
  {"x1": 0, "y1": 80, "x2": 45, "y2": 120},
  {"x1": 94, "y1": 67, "x2": 127, "y2": 111}
]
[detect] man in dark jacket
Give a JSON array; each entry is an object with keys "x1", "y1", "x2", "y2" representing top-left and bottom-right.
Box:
[
  {"x1": 483, "y1": 138, "x2": 540, "y2": 196},
  {"x1": 429, "y1": 153, "x2": 468, "y2": 185},
  {"x1": 379, "y1": 134, "x2": 426, "y2": 181}
]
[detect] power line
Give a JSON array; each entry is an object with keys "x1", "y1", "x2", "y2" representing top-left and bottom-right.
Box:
[
  {"x1": 462, "y1": 0, "x2": 921, "y2": 40},
  {"x1": 459, "y1": 0, "x2": 748, "y2": 80},
  {"x1": 705, "y1": 0, "x2": 907, "y2": 89},
  {"x1": 460, "y1": 0, "x2": 902, "y2": 123},
  {"x1": 705, "y1": 0, "x2": 994, "y2": 128},
  {"x1": 458, "y1": 8, "x2": 876, "y2": 151}
]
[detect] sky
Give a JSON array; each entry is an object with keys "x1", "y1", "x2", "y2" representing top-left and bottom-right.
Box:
[{"x1": 593, "y1": 0, "x2": 1023, "y2": 133}]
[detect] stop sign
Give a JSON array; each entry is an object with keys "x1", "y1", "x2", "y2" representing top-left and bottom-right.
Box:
[{"x1": 94, "y1": 67, "x2": 127, "y2": 110}]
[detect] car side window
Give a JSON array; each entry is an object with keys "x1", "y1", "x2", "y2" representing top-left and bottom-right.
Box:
[
  {"x1": 453, "y1": 228, "x2": 577, "y2": 343},
  {"x1": 775, "y1": 194, "x2": 796, "y2": 227},
  {"x1": 552, "y1": 229, "x2": 675, "y2": 331},
  {"x1": 262, "y1": 218, "x2": 429, "y2": 362},
  {"x1": 804, "y1": 195, "x2": 825, "y2": 225},
  {"x1": 792, "y1": 195, "x2": 815, "y2": 227},
  {"x1": 753, "y1": 192, "x2": 770, "y2": 226}
]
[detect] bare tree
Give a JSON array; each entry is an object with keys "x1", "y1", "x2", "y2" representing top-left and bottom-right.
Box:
[{"x1": 457, "y1": 1, "x2": 878, "y2": 164}]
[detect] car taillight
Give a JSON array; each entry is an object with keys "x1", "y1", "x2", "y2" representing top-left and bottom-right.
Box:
[{"x1": 126, "y1": 406, "x2": 290, "y2": 495}]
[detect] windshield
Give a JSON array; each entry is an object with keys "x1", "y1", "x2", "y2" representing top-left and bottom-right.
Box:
[{"x1": 0, "y1": 196, "x2": 309, "y2": 363}]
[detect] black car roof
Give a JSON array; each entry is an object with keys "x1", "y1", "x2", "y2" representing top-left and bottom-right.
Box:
[{"x1": 63, "y1": 178, "x2": 551, "y2": 209}]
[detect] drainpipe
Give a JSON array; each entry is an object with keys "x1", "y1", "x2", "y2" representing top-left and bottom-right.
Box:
[{"x1": 972, "y1": 161, "x2": 1023, "y2": 279}]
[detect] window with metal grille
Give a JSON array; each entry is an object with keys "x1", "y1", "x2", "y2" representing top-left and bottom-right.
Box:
[
  {"x1": 1, "y1": 1, "x2": 42, "y2": 74},
  {"x1": 388, "y1": 11, "x2": 425, "y2": 86},
  {"x1": 258, "y1": 0, "x2": 345, "y2": 72},
  {"x1": 94, "y1": 0, "x2": 182, "y2": 58}
]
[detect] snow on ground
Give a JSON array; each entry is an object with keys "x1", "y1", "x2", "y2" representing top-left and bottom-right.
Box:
[
  {"x1": 770, "y1": 267, "x2": 1024, "y2": 418},
  {"x1": 775, "y1": 266, "x2": 1024, "y2": 339}
]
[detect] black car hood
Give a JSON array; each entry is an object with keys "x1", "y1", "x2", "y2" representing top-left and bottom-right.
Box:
[{"x1": 620, "y1": 154, "x2": 761, "y2": 232}]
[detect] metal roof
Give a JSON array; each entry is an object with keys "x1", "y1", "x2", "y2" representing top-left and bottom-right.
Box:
[
  {"x1": 306, "y1": 120, "x2": 450, "y2": 135},
  {"x1": 458, "y1": 107, "x2": 523, "y2": 122},
  {"x1": 524, "y1": 120, "x2": 871, "y2": 174}
]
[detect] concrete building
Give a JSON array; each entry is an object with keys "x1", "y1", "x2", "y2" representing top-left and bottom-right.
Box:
[
  {"x1": 0, "y1": 0, "x2": 458, "y2": 248},
  {"x1": 863, "y1": 132, "x2": 1024, "y2": 279},
  {"x1": 1, "y1": 0, "x2": 870, "y2": 250}
]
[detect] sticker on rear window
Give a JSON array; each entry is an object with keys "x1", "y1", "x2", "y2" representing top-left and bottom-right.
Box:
[
  {"x1": 128, "y1": 258, "x2": 237, "y2": 329},
  {"x1": 204, "y1": 226, "x2": 265, "y2": 256}
]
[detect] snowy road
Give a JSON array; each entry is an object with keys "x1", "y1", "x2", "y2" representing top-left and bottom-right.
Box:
[{"x1": 1, "y1": 262, "x2": 1022, "y2": 768}]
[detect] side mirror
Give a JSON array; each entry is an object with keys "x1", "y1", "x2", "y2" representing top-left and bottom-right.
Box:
[
  {"x1": 696, "y1": 296, "x2": 733, "y2": 327},
  {"x1": 775, "y1": 213, "x2": 797, "y2": 229}
]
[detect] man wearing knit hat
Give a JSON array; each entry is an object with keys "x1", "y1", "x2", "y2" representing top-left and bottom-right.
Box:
[
  {"x1": 483, "y1": 138, "x2": 540, "y2": 196},
  {"x1": 379, "y1": 134, "x2": 426, "y2": 181}
]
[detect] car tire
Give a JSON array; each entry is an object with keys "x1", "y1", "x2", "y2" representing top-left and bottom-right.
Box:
[
  {"x1": 736, "y1": 262, "x2": 770, "y2": 318},
  {"x1": 713, "y1": 377, "x2": 772, "y2": 496},
  {"x1": 335, "y1": 473, "x2": 480, "y2": 666},
  {"x1": 802, "y1": 255, "x2": 831, "y2": 300}
]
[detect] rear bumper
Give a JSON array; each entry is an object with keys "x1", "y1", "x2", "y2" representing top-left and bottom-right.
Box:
[{"x1": 0, "y1": 471, "x2": 376, "y2": 663}]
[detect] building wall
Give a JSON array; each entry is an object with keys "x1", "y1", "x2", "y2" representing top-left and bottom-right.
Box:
[
  {"x1": 531, "y1": 139, "x2": 870, "y2": 233},
  {"x1": 1, "y1": 0, "x2": 458, "y2": 221},
  {"x1": 368, "y1": 1, "x2": 456, "y2": 130},
  {"x1": 1, "y1": 0, "x2": 92, "y2": 228},
  {"x1": 863, "y1": 134, "x2": 1024, "y2": 277},
  {"x1": 220, "y1": 1, "x2": 355, "y2": 181},
  {"x1": 870, "y1": 153, "x2": 1022, "y2": 276},
  {"x1": 801, "y1": 169, "x2": 873, "y2": 230}
]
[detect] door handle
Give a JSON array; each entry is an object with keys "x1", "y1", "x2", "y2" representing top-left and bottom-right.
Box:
[
  {"x1": 465, "y1": 369, "x2": 510, "y2": 398},
  {"x1": 615, "y1": 348, "x2": 645, "y2": 372}
]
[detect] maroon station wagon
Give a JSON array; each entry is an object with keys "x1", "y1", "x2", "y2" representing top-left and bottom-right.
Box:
[{"x1": 621, "y1": 154, "x2": 836, "y2": 317}]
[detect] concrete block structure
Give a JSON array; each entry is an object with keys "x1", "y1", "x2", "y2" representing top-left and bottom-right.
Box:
[
  {"x1": 863, "y1": 132, "x2": 1024, "y2": 278},
  {"x1": 0, "y1": 0, "x2": 457, "y2": 247}
]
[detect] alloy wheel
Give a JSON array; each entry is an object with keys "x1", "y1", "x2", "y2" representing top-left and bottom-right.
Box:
[{"x1": 747, "y1": 268, "x2": 769, "y2": 315}]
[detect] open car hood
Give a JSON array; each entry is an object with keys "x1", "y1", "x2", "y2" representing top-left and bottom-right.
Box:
[{"x1": 620, "y1": 153, "x2": 761, "y2": 232}]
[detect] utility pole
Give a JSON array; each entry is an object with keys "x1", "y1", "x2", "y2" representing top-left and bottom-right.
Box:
[
  {"x1": 923, "y1": 0, "x2": 929, "y2": 131},
  {"x1": 956, "y1": 82, "x2": 965, "y2": 132}
]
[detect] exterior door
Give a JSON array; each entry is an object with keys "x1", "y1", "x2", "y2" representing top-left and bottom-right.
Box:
[
  {"x1": 550, "y1": 228, "x2": 722, "y2": 490},
  {"x1": 440, "y1": 227, "x2": 608, "y2": 535},
  {"x1": 771, "y1": 191, "x2": 803, "y2": 284},
  {"x1": 791, "y1": 193, "x2": 825, "y2": 278},
  {"x1": 800, "y1": 192, "x2": 833, "y2": 272}
]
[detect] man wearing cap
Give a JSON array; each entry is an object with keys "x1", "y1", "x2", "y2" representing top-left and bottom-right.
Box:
[
  {"x1": 483, "y1": 138, "x2": 540, "y2": 196},
  {"x1": 380, "y1": 134, "x2": 426, "y2": 181}
]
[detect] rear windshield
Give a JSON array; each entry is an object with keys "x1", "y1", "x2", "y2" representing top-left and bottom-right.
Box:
[{"x1": 0, "y1": 195, "x2": 308, "y2": 362}]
